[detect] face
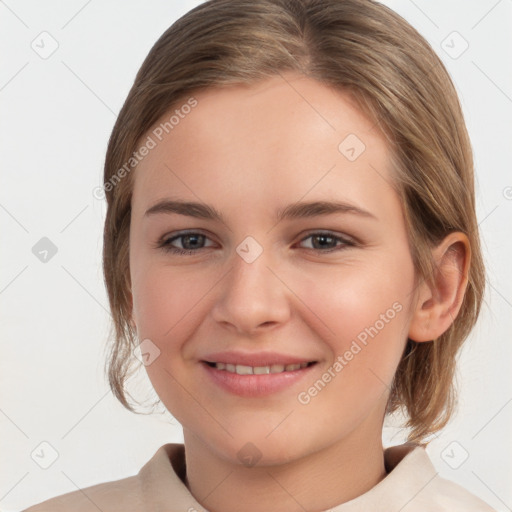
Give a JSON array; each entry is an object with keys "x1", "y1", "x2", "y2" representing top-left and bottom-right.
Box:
[{"x1": 129, "y1": 71, "x2": 417, "y2": 465}]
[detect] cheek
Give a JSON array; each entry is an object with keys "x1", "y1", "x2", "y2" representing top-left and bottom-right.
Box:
[
  {"x1": 130, "y1": 266, "x2": 214, "y2": 421},
  {"x1": 293, "y1": 252, "x2": 414, "y2": 381},
  {"x1": 297, "y1": 251, "x2": 413, "y2": 332},
  {"x1": 287, "y1": 262, "x2": 413, "y2": 431},
  {"x1": 132, "y1": 266, "x2": 210, "y2": 342},
  {"x1": 131, "y1": 261, "x2": 226, "y2": 392}
]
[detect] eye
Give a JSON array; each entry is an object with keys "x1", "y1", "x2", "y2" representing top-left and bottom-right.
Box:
[
  {"x1": 157, "y1": 231, "x2": 215, "y2": 255},
  {"x1": 157, "y1": 230, "x2": 355, "y2": 256},
  {"x1": 297, "y1": 232, "x2": 355, "y2": 253}
]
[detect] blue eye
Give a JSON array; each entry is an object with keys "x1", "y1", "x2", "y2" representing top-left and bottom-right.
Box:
[{"x1": 157, "y1": 231, "x2": 355, "y2": 256}]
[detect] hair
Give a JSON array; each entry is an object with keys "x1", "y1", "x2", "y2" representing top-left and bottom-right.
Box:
[{"x1": 101, "y1": 0, "x2": 485, "y2": 444}]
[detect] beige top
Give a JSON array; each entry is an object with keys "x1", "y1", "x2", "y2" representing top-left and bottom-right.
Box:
[{"x1": 23, "y1": 442, "x2": 496, "y2": 511}]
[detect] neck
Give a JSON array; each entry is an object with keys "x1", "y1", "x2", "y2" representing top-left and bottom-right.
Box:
[{"x1": 182, "y1": 425, "x2": 387, "y2": 512}]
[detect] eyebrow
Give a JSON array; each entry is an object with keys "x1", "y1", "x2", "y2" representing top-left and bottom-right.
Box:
[{"x1": 144, "y1": 199, "x2": 377, "y2": 222}]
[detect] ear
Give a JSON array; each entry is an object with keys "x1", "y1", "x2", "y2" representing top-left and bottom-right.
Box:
[{"x1": 408, "y1": 232, "x2": 471, "y2": 342}]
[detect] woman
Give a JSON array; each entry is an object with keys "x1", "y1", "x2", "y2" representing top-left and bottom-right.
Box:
[{"x1": 24, "y1": 0, "x2": 495, "y2": 510}]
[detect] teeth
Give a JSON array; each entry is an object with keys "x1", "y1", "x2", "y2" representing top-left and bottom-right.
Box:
[
  {"x1": 253, "y1": 366, "x2": 270, "y2": 374},
  {"x1": 236, "y1": 364, "x2": 253, "y2": 375},
  {"x1": 211, "y1": 361, "x2": 312, "y2": 374}
]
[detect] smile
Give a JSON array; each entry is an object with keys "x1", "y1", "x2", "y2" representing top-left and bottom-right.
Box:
[
  {"x1": 201, "y1": 359, "x2": 319, "y2": 397},
  {"x1": 206, "y1": 361, "x2": 315, "y2": 375}
]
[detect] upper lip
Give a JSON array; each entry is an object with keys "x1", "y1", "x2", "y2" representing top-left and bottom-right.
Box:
[{"x1": 201, "y1": 351, "x2": 317, "y2": 367}]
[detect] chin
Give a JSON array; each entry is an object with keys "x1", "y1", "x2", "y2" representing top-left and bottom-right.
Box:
[{"x1": 194, "y1": 421, "x2": 319, "y2": 469}]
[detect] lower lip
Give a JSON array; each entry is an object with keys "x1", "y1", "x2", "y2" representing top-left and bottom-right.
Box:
[{"x1": 201, "y1": 362, "x2": 318, "y2": 397}]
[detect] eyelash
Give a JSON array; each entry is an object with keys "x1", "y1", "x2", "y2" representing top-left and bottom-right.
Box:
[{"x1": 156, "y1": 231, "x2": 356, "y2": 256}]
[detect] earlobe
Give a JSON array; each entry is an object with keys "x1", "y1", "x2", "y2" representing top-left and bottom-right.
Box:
[{"x1": 408, "y1": 232, "x2": 470, "y2": 343}]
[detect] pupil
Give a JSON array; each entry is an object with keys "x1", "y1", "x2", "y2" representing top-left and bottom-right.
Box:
[
  {"x1": 315, "y1": 235, "x2": 333, "y2": 249},
  {"x1": 184, "y1": 234, "x2": 202, "y2": 249}
]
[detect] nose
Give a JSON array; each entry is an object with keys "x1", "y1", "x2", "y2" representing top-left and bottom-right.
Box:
[{"x1": 210, "y1": 242, "x2": 291, "y2": 336}]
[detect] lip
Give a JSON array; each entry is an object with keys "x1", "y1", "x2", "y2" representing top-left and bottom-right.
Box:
[{"x1": 200, "y1": 351, "x2": 319, "y2": 398}]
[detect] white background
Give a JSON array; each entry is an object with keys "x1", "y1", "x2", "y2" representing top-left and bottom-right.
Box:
[{"x1": 1, "y1": 1, "x2": 511, "y2": 511}]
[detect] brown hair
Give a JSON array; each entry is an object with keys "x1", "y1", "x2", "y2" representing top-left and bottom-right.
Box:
[{"x1": 101, "y1": 0, "x2": 485, "y2": 444}]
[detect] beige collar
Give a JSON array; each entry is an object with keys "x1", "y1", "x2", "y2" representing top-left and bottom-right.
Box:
[{"x1": 138, "y1": 442, "x2": 438, "y2": 511}]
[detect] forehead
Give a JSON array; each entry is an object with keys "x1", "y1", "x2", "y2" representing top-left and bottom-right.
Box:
[{"x1": 131, "y1": 72, "x2": 395, "y2": 219}]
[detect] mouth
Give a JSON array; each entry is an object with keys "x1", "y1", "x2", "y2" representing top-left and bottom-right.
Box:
[
  {"x1": 200, "y1": 355, "x2": 319, "y2": 397},
  {"x1": 203, "y1": 361, "x2": 317, "y2": 375}
]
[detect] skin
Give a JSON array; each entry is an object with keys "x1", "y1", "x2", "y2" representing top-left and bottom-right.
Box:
[{"x1": 129, "y1": 71, "x2": 469, "y2": 512}]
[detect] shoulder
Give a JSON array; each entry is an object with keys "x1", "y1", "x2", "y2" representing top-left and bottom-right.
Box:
[
  {"x1": 424, "y1": 471, "x2": 497, "y2": 512},
  {"x1": 21, "y1": 443, "x2": 185, "y2": 512},
  {"x1": 21, "y1": 474, "x2": 144, "y2": 512},
  {"x1": 389, "y1": 444, "x2": 497, "y2": 512}
]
